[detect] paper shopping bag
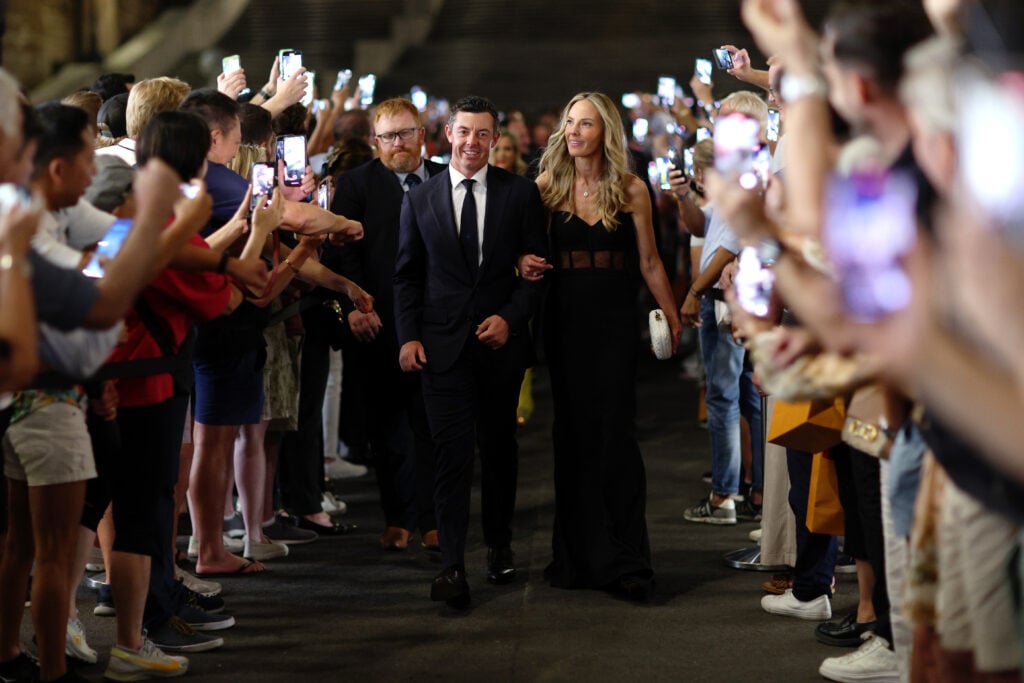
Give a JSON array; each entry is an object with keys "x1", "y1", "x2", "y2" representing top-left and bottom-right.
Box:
[
  {"x1": 767, "y1": 398, "x2": 846, "y2": 452},
  {"x1": 806, "y1": 450, "x2": 845, "y2": 536}
]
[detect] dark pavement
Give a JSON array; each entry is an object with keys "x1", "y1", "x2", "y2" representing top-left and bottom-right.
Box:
[{"x1": 41, "y1": 355, "x2": 856, "y2": 682}]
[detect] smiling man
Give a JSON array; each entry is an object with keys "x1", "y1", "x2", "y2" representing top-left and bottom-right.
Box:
[{"x1": 394, "y1": 95, "x2": 548, "y2": 608}]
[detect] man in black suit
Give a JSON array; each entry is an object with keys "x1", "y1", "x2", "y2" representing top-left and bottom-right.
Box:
[
  {"x1": 394, "y1": 95, "x2": 547, "y2": 607},
  {"x1": 333, "y1": 98, "x2": 445, "y2": 552}
]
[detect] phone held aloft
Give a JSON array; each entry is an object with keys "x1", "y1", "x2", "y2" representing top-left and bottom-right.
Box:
[
  {"x1": 276, "y1": 135, "x2": 307, "y2": 188},
  {"x1": 83, "y1": 218, "x2": 133, "y2": 278},
  {"x1": 250, "y1": 162, "x2": 276, "y2": 212},
  {"x1": 713, "y1": 48, "x2": 734, "y2": 70},
  {"x1": 695, "y1": 58, "x2": 713, "y2": 86}
]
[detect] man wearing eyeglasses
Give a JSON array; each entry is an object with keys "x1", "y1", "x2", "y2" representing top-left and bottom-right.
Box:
[{"x1": 332, "y1": 98, "x2": 445, "y2": 555}]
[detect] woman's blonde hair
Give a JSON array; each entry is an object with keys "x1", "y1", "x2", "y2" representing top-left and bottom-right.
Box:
[
  {"x1": 227, "y1": 143, "x2": 268, "y2": 177},
  {"x1": 490, "y1": 127, "x2": 527, "y2": 176},
  {"x1": 539, "y1": 92, "x2": 630, "y2": 230},
  {"x1": 126, "y1": 77, "x2": 190, "y2": 138}
]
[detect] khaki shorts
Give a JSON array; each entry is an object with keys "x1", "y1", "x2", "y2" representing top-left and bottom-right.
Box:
[{"x1": 3, "y1": 401, "x2": 96, "y2": 486}]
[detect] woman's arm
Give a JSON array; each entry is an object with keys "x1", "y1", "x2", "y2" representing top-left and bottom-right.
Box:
[
  {"x1": 629, "y1": 176, "x2": 682, "y2": 352},
  {"x1": 0, "y1": 207, "x2": 40, "y2": 390}
]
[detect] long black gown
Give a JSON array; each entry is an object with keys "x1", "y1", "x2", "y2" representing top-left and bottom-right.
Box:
[{"x1": 544, "y1": 210, "x2": 653, "y2": 590}]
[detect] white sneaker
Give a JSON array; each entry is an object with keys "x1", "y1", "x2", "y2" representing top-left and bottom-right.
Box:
[
  {"x1": 321, "y1": 491, "x2": 348, "y2": 515},
  {"x1": 85, "y1": 546, "x2": 105, "y2": 572},
  {"x1": 819, "y1": 633, "x2": 898, "y2": 683},
  {"x1": 324, "y1": 457, "x2": 368, "y2": 480},
  {"x1": 187, "y1": 535, "x2": 244, "y2": 558},
  {"x1": 749, "y1": 527, "x2": 762, "y2": 543},
  {"x1": 175, "y1": 565, "x2": 222, "y2": 598},
  {"x1": 66, "y1": 617, "x2": 98, "y2": 664},
  {"x1": 243, "y1": 539, "x2": 289, "y2": 561},
  {"x1": 761, "y1": 589, "x2": 832, "y2": 620},
  {"x1": 105, "y1": 637, "x2": 188, "y2": 681}
]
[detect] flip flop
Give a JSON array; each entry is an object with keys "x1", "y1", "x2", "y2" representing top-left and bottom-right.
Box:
[{"x1": 194, "y1": 560, "x2": 265, "y2": 578}]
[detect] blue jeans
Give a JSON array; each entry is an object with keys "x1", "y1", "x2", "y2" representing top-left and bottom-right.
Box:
[
  {"x1": 787, "y1": 448, "x2": 838, "y2": 600},
  {"x1": 698, "y1": 297, "x2": 763, "y2": 497}
]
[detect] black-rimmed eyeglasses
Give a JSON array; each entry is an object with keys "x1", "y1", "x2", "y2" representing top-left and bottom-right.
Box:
[{"x1": 375, "y1": 127, "x2": 419, "y2": 144}]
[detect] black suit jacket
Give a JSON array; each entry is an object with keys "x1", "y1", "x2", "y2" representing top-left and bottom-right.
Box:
[
  {"x1": 394, "y1": 165, "x2": 548, "y2": 374},
  {"x1": 332, "y1": 157, "x2": 446, "y2": 357}
]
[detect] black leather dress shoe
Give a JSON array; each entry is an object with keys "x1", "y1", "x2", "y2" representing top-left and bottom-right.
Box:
[
  {"x1": 815, "y1": 613, "x2": 877, "y2": 647},
  {"x1": 297, "y1": 517, "x2": 353, "y2": 536},
  {"x1": 431, "y1": 566, "x2": 470, "y2": 608},
  {"x1": 486, "y1": 547, "x2": 517, "y2": 585}
]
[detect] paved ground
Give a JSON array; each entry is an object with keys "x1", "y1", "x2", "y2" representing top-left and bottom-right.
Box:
[{"x1": 29, "y1": 356, "x2": 857, "y2": 682}]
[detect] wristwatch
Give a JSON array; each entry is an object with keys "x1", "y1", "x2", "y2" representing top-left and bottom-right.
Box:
[{"x1": 779, "y1": 73, "x2": 828, "y2": 104}]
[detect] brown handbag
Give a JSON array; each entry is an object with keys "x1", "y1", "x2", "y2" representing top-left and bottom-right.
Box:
[
  {"x1": 842, "y1": 384, "x2": 904, "y2": 459},
  {"x1": 767, "y1": 397, "x2": 846, "y2": 453},
  {"x1": 806, "y1": 450, "x2": 845, "y2": 536}
]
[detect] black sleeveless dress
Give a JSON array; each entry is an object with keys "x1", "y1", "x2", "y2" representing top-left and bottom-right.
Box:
[{"x1": 544, "y1": 210, "x2": 653, "y2": 592}]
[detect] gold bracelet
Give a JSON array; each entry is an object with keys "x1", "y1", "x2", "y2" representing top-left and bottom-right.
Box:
[{"x1": 283, "y1": 257, "x2": 301, "y2": 275}]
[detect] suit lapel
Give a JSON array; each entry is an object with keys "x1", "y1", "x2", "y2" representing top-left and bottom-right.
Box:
[{"x1": 425, "y1": 174, "x2": 473, "y2": 279}]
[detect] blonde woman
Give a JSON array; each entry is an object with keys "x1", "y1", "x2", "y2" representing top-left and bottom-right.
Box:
[{"x1": 532, "y1": 92, "x2": 681, "y2": 600}]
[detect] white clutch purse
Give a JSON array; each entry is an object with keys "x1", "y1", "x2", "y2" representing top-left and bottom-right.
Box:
[{"x1": 649, "y1": 309, "x2": 672, "y2": 360}]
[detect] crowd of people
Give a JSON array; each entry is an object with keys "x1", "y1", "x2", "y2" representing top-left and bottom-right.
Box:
[{"x1": 0, "y1": 0, "x2": 1022, "y2": 681}]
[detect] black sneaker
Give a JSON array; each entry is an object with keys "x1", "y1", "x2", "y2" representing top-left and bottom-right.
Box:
[
  {"x1": 736, "y1": 498, "x2": 763, "y2": 522},
  {"x1": 0, "y1": 652, "x2": 38, "y2": 683},
  {"x1": 184, "y1": 585, "x2": 225, "y2": 614},
  {"x1": 93, "y1": 583, "x2": 115, "y2": 617},
  {"x1": 148, "y1": 616, "x2": 223, "y2": 653}
]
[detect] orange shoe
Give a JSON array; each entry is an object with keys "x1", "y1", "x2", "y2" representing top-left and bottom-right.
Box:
[
  {"x1": 379, "y1": 527, "x2": 411, "y2": 551},
  {"x1": 421, "y1": 530, "x2": 440, "y2": 553}
]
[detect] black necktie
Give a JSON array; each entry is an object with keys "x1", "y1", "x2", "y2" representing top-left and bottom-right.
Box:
[
  {"x1": 460, "y1": 178, "x2": 479, "y2": 276},
  {"x1": 404, "y1": 174, "x2": 421, "y2": 191}
]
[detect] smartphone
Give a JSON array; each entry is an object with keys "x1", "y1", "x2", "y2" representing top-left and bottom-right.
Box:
[
  {"x1": 83, "y1": 218, "x2": 132, "y2": 278},
  {"x1": 657, "y1": 76, "x2": 676, "y2": 108},
  {"x1": 823, "y1": 171, "x2": 918, "y2": 321},
  {"x1": 734, "y1": 245, "x2": 776, "y2": 317},
  {"x1": 358, "y1": 74, "x2": 376, "y2": 108},
  {"x1": 222, "y1": 54, "x2": 241, "y2": 74},
  {"x1": 656, "y1": 147, "x2": 677, "y2": 191},
  {"x1": 695, "y1": 58, "x2": 713, "y2": 86},
  {"x1": 714, "y1": 113, "x2": 761, "y2": 189},
  {"x1": 696, "y1": 127, "x2": 712, "y2": 142},
  {"x1": 301, "y1": 70, "x2": 315, "y2": 108},
  {"x1": 334, "y1": 69, "x2": 353, "y2": 92},
  {"x1": 0, "y1": 184, "x2": 33, "y2": 214},
  {"x1": 276, "y1": 135, "x2": 307, "y2": 187},
  {"x1": 632, "y1": 118, "x2": 649, "y2": 143},
  {"x1": 683, "y1": 148, "x2": 695, "y2": 177},
  {"x1": 621, "y1": 92, "x2": 641, "y2": 109},
  {"x1": 250, "y1": 161, "x2": 276, "y2": 211},
  {"x1": 279, "y1": 49, "x2": 303, "y2": 81},
  {"x1": 766, "y1": 110, "x2": 781, "y2": 143},
  {"x1": 410, "y1": 85, "x2": 428, "y2": 112},
  {"x1": 180, "y1": 182, "x2": 201, "y2": 199},
  {"x1": 714, "y1": 48, "x2": 735, "y2": 70},
  {"x1": 316, "y1": 181, "x2": 331, "y2": 210},
  {"x1": 646, "y1": 161, "x2": 660, "y2": 188},
  {"x1": 311, "y1": 98, "x2": 329, "y2": 115},
  {"x1": 752, "y1": 145, "x2": 772, "y2": 188}
]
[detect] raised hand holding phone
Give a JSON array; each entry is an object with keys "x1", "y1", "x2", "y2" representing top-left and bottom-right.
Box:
[{"x1": 251, "y1": 187, "x2": 284, "y2": 237}]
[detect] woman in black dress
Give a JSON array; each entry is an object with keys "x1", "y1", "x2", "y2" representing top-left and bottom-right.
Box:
[{"x1": 531, "y1": 92, "x2": 682, "y2": 600}]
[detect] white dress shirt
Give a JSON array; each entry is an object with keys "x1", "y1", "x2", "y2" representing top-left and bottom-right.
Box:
[{"x1": 448, "y1": 165, "x2": 487, "y2": 265}]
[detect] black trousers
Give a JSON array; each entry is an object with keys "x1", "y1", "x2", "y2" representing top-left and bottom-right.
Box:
[
  {"x1": 281, "y1": 312, "x2": 332, "y2": 516},
  {"x1": 833, "y1": 444, "x2": 891, "y2": 641},
  {"x1": 355, "y1": 341, "x2": 435, "y2": 534},
  {"x1": 786, "y1": 448, "x2": 839, "y2": 601},
  {"x1": 420, "y1": 336, "x2": 524, "y2": 570}
]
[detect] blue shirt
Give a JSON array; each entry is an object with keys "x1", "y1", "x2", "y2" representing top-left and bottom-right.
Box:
[
  {"x1": 698, "y1": 202, "x2": 740, "y2": 284},
  {"x1": 203, "y1": 161, "x2": 248, "y2": 236}
]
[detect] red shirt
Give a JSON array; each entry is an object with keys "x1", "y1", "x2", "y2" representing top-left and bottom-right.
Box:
[{"x1": 108, "y1": 234, "x2": 232, "y2": 407}]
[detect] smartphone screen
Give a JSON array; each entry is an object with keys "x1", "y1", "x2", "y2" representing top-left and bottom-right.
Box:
[
  {"x1": 696, "y1": 127, "x2": 712, "y2": 142},
  {"x1": 655, "y1": 156, "x2": 673, "y2": 191},
  {"x1": 621, "y1": 92, "x2": 641, "y2": 109},
  {"x1": 410, "y1": 85, "x2": 428, "y2": 112},
  {"x1": 279, "y1": 49, "x2": 302, "y2": 81},
  {"x1": 632, "y1": 118, "x2": 649, "y2": 143},
  {"x1": 222, "y1": 54, "x2": 241, "y2": 74},
  {"x1": 250, "y1": 162, "x2": 276, "y2": 211},
  {"x1": 657, "y1": 76, "x2": 676, "y2": 108},
  {"x1": 766, "y1": 110, "x2": 781, "y2": 143},
  {"x1": 334, "y1": 69, "x2": 352, "y2": 92},
  {"x1": 823, "y1": 171, "x2": 918, "y2": 321},
  {"x1": 277, "y1": 135, "x2": 307, "y2": 187},
  {"x1": 714, "y1": 48, "x2": 735, "y2": 70},
  {"x1": 358, "y1": 74, "x2": 376, "y2": 108},
  {"x1": 714, "y1": 113, "x2": 761, "y2": 189},
  {"x1": 301, "y1": 70, "x2": 315, "y2": 108},
  {"x1": 683, "y1": 148, "x2": 695, "y2": 177},
  {"x1": 695, "y1": 58, "x2": 713, "y2": 86},
  {"x1": 180, "y1": 182, "x2": 201, "y2": 199},
  {"x1": 83, "y1": 218, "x2": 132, "y2": 278},
  {"x1": 734, "y1": 245, "x2": 775, "y2": 317},
  {"x1": 317, "y1": 181, "x2": 330, "y2": 210}
]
